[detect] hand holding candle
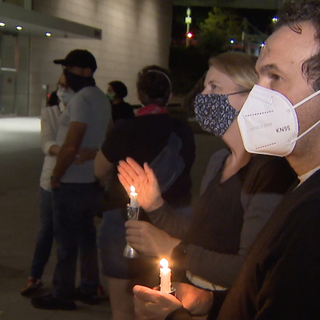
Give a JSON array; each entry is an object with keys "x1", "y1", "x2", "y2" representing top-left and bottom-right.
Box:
[
  {"x1": 129, "y1": 185, "x2": 139, "y2": 207},
  {"x1": 160, "y1": 258, "x2": 172, "y2": 293}
]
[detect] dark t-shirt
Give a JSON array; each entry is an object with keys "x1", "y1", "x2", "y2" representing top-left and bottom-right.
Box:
[
  {"x1": 101, "y1": 113, "x2": 195, "y2": 210},
  {"x1": 111, "y1": 101, "x2": 134, "y2": 122},
  {"x1": 185, "y1": 159, "x2": 246, "y2": 254},
  {"x1": 184, "y1": 154, "x2": 298, "y2": 255}
]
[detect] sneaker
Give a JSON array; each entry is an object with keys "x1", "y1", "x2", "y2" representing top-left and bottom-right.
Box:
[
  {"x1": 31, "y1": 293, "x2": 76, "y2": 310},
  {"x1": 20, "y1": 278, "x2": 43, "y2": 296},
  {"x1": 74, "y1": 287, "x2": 100, "y2": 305}
]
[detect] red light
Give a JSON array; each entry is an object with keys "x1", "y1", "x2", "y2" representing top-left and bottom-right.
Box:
[
  {"x1": 46, "y1": 94, "x2": 50, "y2": 98},
  {"x1": 187, "y1": 32, "x2": 193, "y2": 39}
]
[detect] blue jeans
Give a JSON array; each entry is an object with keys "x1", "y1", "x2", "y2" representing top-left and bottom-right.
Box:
[
  {"x1": 52, "y1": 182, "x2": 99, "y2": 301},
  {"x1": 98, "y1": 209, "x2": 128, "y2": 278},
  {"x1": 30, "y1": 188, "x2": 54, "y2": 279}
]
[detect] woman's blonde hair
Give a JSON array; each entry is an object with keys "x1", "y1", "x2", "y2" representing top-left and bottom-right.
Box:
[{"x1": 209, "y1": 52, "x2": 258, "y2": 90}]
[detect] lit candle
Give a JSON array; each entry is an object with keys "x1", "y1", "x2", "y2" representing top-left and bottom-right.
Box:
[
  {"x1": 160, "y1": 258, "x2": 171, "y2": 293},
  {"x1": 129, "y1": 185, "x2": 139, "y2": 207}
]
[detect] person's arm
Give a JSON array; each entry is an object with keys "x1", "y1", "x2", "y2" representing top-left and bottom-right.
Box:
[
  {"x1": 147, "y1": 202, "x2": 191, "y2": 239},
  {"x1": 165, "y1": 308, "x2": 193, "y2": 320},
  {"x1": 94, "y1": 149, "x2": 114, "y2": 181},
  {"x1": 74, "y1": 147, "x2": 98, "y2": 164},
  {"x1": 51, "y1": 121, "x2": 87, "y2": 187},
  {"x1": 172, "y1": 194, "x2": 284, "y2": 289},
  {"x1": 40, "y1": 107, "x2": 60, "y2": 156}
]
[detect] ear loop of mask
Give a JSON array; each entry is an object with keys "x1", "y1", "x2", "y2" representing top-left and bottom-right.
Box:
[
  {"x1": 290, "y1": 89, "x2": 320, "y2": 144},
  {"x1": 226, "y1": 89, "x2": 251, "y2": 96}
]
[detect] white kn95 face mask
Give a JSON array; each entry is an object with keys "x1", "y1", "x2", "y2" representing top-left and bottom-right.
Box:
[{"x1": 237, "y1": 84, "x2": 320, "y2": 157}]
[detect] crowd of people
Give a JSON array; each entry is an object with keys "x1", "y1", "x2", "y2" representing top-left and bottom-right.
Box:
[{"x1": 19, "y1": 0, "x2": 320, "y2": 319}]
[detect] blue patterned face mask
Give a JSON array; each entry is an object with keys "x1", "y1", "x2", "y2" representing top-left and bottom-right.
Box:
[{"x1": 194, "y1": 91, "x2": 248, "y2": 136}]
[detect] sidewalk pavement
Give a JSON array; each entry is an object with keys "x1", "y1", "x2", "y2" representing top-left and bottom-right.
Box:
[{"x1": 0, "y1": 117, "x2": 224, "y2": 320}]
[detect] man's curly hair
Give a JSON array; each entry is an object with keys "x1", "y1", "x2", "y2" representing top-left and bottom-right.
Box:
[{"x1": 275, "y1": 0, "x2": 320, "y2": 91}]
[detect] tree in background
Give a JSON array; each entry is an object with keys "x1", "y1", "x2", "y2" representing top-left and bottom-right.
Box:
[
  {"x1": 197, "y1": 7, "x2": 243, "y2": 54},
  {"x1": 170, "y1": 7, "x2": 243, "y2": 96}
]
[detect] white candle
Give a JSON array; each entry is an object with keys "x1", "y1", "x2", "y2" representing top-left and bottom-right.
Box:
[
  {"x1": 129, "y1": 185, "x2": 139, "y2": 207},
  {"x1": 160, "y1": 258, "x2": 171, "y2": 293}
]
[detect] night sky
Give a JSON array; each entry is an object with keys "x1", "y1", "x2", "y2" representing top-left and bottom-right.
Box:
[{"x1": 172, "y1": 6, "x2": 277, "y2": 39}]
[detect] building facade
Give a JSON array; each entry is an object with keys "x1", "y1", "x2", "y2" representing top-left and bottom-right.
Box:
[{"x1": 0, "y1": 0, "x2": 173, "y2": 116}]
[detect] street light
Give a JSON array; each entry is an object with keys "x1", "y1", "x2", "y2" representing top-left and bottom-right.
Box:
[{"x1": 185, "y1": 7, "x2": 192, "y2": 47}]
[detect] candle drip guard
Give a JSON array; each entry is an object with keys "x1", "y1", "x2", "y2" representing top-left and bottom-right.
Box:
[
  {"x1": 123, "y1": 205, "x2": 140, "y2": 258},
  {"x1": 156, "y1": 285, "x2": 176, "y2": 297}
]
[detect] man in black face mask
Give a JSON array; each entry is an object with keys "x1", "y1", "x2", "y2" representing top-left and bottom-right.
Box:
[{"x1": 31, "y1": 49, "x2": 111, "y2": 310}]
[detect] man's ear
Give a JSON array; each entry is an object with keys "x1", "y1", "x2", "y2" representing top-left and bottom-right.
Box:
[{"x1": 83, "y1": 67, "x2": 93, "y2": 77}]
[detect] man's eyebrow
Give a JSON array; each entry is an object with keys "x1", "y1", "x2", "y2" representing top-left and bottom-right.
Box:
[{"x1": 259, "y1": 64, "x2": 282, "y2": 74}]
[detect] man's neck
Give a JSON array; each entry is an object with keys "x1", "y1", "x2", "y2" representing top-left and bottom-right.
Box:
[{"x1": 286, "y1": 152, "x2": 320, "y2": 176}]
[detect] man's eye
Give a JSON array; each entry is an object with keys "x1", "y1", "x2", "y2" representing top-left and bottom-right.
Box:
[{"x1": 270, "y1": 74, "x2": 281, "y2": 81}]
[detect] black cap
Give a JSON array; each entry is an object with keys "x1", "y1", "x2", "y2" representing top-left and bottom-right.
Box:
[{"x1": 53, "y1": 49, "x2": 97, "y2": 72}]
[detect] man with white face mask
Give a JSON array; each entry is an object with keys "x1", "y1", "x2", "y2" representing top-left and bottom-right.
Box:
[{"x1": 127, "y1": 1, "x2": 320, "y2": 319}]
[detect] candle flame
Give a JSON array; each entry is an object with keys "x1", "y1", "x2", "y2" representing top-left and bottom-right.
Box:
[
  {"x1": 160, "y1": 258, "x2": 169, "y2": 269},
  {"x1": 130, "y1": 185, "x2": 135, "y2": 193}
]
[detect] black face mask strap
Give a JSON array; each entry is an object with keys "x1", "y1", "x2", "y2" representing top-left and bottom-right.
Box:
[{"x1": 227, "y1": 89, "x2": 251, "y2": 97}]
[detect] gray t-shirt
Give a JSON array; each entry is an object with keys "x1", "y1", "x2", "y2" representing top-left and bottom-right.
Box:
[{"x1": 56, "y1": 86, "x2": 111, "y2": 183}]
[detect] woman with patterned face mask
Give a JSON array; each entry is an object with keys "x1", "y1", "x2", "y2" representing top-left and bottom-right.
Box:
[{"x1": 117, "y1": 52, "x2": 298, "y2": 319}]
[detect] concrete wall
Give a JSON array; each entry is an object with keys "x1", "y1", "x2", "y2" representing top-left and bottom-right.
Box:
[{"x1": 27, "y1": 0, "x2": 173, "y2": 116}]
